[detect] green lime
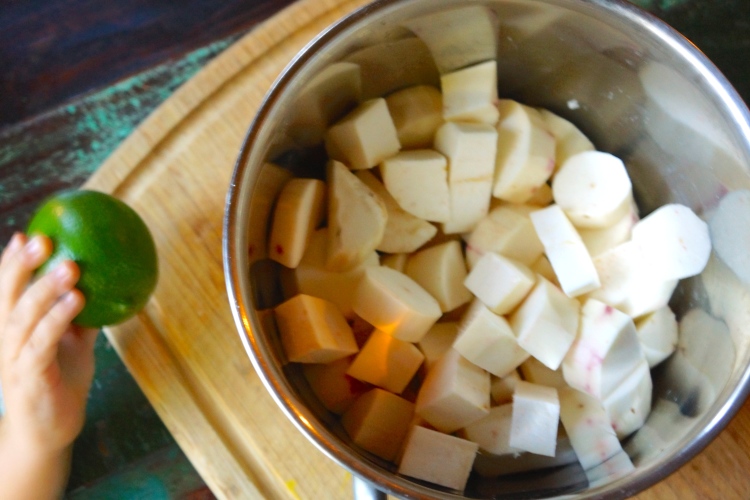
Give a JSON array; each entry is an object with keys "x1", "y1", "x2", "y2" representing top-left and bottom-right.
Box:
[{"x1": 27, "y1": 189, "x2": 158, "y2": 328}]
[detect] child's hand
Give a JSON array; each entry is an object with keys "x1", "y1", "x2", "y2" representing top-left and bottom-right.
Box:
[{"x1": 0, "y1": 232, "x2": 98, "y2": 498}]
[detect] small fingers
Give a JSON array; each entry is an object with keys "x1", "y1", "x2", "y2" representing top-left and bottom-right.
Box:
[
  {"x1": 0, "y1": 235, "x2": 53, "y2": 325},
  {"x1": 27, "y1": 289, "x2": 86, "y2": 371},
  {"x1": 3, "y1": 260, "x2": 80, "y2": 360}
]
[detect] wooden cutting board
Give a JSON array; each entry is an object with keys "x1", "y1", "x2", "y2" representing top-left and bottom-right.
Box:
[{"x1": 83, "y1": 0, "x2": 750, "y2": 498}]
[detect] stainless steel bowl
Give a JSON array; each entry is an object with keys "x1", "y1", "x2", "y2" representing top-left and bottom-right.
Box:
[{"x1": 224, "y1": 0, "x2": 750, "y2": 497}]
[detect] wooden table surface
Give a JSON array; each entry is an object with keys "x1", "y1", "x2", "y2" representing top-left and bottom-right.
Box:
[{"x1": 1, "y1": 0, "x2": 749, "y2": 498}]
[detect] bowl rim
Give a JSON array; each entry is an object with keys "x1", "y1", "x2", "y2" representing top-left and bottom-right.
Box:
[{"x1": 223, "y1": 0, "x2": 750, "y2": 498}]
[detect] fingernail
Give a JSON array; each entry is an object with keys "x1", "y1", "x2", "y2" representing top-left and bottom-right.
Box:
[
  {"x1": 53, "y1": 264, "x2": 72, "y2": 282},
  {"x1": 7, "y1": 233, "x2": 23, "y2": 252},
  {"x1": 25, "y1": 237, "x2": 44, "y2": 258}
]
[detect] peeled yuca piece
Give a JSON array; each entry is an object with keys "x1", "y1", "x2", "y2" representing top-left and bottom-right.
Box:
[
  {"x1": 552, "y1": 151, "x2": 633, "y2": 229},
  {"x1": 415, "y1": 348, "x2": 491, "y2": 433},
  {"x1": 530, "y1": 204, "x2": 600, "y2": 297},
  {"x1": 464, "y1": 205, "x2": 544, "y2": 268},
  {"x1": 352, "y1": 266, "x2": 442, "y2": 342},
  {"x1": 434, "y1": 121, "x2": 497, "y2": 234},
  {"x1": 631, "y1": 203, "x2": 711, "y2": 281},
  {"x1": 453, "y1": 300, "x2": 530, "y2": 377},
  {"x1": 381, "y1": 150, "x2": 451, "y2": 222},
  {"x1": 347, "y1": 330, "x2": 424, "y2": 394},
  {"x1": 519, "y1": 356, "x2": 568, "y2": 390},
  {"x1": 398, "y1": 425, "x2": 479, "y2": 491},
  {"x1": 405, "y1": 240, "x2": 472, "y2": 312},
  {"x1": 268, "y1": 178, "x2": 326, "y2": 268},
  {"x1": 559, "y1": 386, "x2": 624, "y2": 471},
  {"x1": 601, "y1": 358, "x2": 652, "y2": 439},
  {"x1": 578, "y1": 201, "x2": 639, "y2": 258},
  {"x1": 341, "y1": 388, "x2": 415, "y2": 461},
  {"x1": 441, "y1": 59, "x2": 500, "y2": 125},
  {"x1": 509, "y1": 381, "x2": 560, "y2": 457},
  {"x1": 326, "y1": 160, "x2": 387, "y2": 271},
  {"x1": 510, "y1": 277, "x2": 580, "y2": 371},
  {"x1": 493, "y1": 100, "x2": 556, "y2": 203},
  {"x1": 464, "y1": 252, "x2": 536, "y2": 315},
  {"x1": 303, "y1": 356, "x2": 370, "y2": 414},
  {"x1": 281, "y1": 228, "x2": 378, "y2": 318},
  {"x1": 274, "y1": 294, "x2": 359, "y2": 363},
  {"x1": 562, "y1": 298, "x2": 644, "y2": 400},
  {"x1": 539, "y1": 109, "x2": 595, "y2": 171},
  {"x1": 324, "y1": 98, "x2": 401, "y2": 170},
  {"x1": 355, "y1": 169, "x2": 437, "y2": 253},
  {"x1": 587, "y1": 240, "x2": 678, "y2": 319},
  {"x1": 635, "y1": 306, "x2": 678, "y2": 367},
  {"x1": 385, "y1": 85, "x2": 444, "y2": 149},
  {"x1": 462, "y1": 403, "x2": 519, "y2": 456}
]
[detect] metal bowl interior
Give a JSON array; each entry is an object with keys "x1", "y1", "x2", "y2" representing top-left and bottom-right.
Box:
[{"x1": 224, "y1": 0, "x2": 750, "y2": 498}]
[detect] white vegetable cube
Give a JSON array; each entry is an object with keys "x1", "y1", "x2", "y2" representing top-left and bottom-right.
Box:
[
  {"x1": 464, "y1": 205, "x2": 544, "y2": 269},
  {"x1": 539, "y1": 109, "x2": 595, "y2": 170},
  {"x1": 510, "y1": 277, "x2": 580, "y2": 370},
  {"x1": 341, "y1": 388, "x2": 415, "y2": 461},
  {"x1": 510, "y1": 381, "x2": 560, "y2": 457},
  {"x1": 415, "y1": 348, "x2": 491, "y2": 433},
  {"x1": 441, "y1": 60, "x2": 499, "y2": 125},
  {"x1": 398, "y1": 425, "x2": 479, "y2": 491},
  {"x1": 635, "y1": 306, "x2": 678, "y2": 367},
  {"x1": 326, "y1": 160, "x2": 387, "y2": 272},
  {"x1": 406, "y1": 240, "x2": 472, "y2": 313},
  {"x1": 631, "y1": 203, "x2": 711, "y2": 281},
  {"x1": 352, "y1": 266, "x2": 442, "y2": 343},
  {"x1": 578, "y1": 203, "x2": 639, "y2": 258},
  {"x1": 588, "y1": 240, "x2": 678, "y2": 318},
  {"x1": 558, "y1": 386, "x2": 623, "y2": 470},
  {"x1": 324, "y1": 98, "x2": 401, "y2": 170},
  {"x1": 490, "y1": 370, "x2": 522, "y2": 405},
  {"x1": 281, "y1": 228, "x2": 379, "y2": 318},
  {"x1": 417, "y1": 322, "x2": 459, "y2": 370},
  {"x1": 275, "y1": 294, "x2": 359, "y2": 364},
  {"x1": 434, "y1": 121, "x2": 497, "y2": 234},
  {"x1": 303, "y1": 356, "x2": 370, "y2": 414},
  {"x1": 463, "y1": 403, "x2": 519, "y2": 456},
  {"x1": 381, "y1": 150, "x2": 450, "y2": 223},
  {"x1": 601, "y1": 358, "x2": 652, "y2": 439},
  {"x1": 385, "y1": 85, "x2": 444, "y2": 149},
  {"x1": 347, "y1": 330, "x2": 424, "y2": 394},
  {"x1": 453, "y1": 300, "x2": 530, "y2": 377},
  {"x1": 268, "y1": 178, "x2": 326, "y2": 268},
  {"x1": 493, "y1": 100, "x2": 556, "y2": 204},
  {"x1": 464, "y1": 252, "x2": 536, "y2": 315},
  {"x1": 552, "y1": 151, "x2": 633, "y2": 229},
  {"x1": 530, "y1": 204, "x2": 600, "y2": 297},
  {"x1": 355, "y1": 169, "x2": 437, "y2": 254},
  {"x1": 519, "y1": 356, "x2": 568, "y2": 390},
  {"x1": 562, "y1": 298, "x2": 644, "y2": 400}
]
